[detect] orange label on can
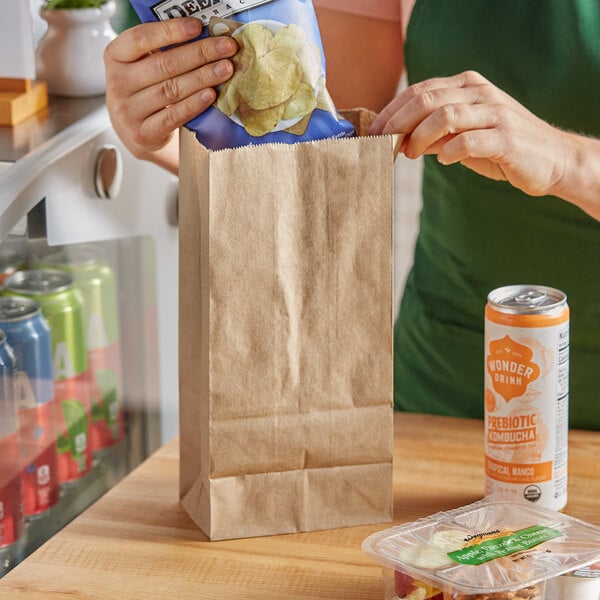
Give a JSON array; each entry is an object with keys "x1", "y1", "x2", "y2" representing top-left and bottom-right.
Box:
[
  {"x1": 486, "y1": 335, "x2": 540, "y2": 401},
  {"x1": 485, "y1": 456, "x2": 553, "y2": 484}
]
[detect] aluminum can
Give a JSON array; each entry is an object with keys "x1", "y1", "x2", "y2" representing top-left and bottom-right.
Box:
[
  {"x1": 484, "y1": 284, "x2": 569, "y2": 511},
  {"x1": 0, "y1": 297, "x2": 59, "y2": 517},
  {"x1": 36, "y1": 246, "x2": 124, "y2": 455},
  {"x1": 0, "y1": 331, "x2": 24, "y2": 549},
  {"x1": 3, "y1": 270, "x2": 92, "y2": 485},
  {"x1": 0, "y1": 240, "x2": 28, "y2": 288}
]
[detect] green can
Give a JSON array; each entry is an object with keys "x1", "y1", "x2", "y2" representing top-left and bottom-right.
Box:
[
  {"x1": 3, "y1": 269, "x2": 92, "y2": 485},
  {"x1": 36, "y1": 246, "x2": 124, "y2": 454}
]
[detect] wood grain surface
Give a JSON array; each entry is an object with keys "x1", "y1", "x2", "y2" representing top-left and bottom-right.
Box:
[{"x1": 0, "y1": 413, "x2": 597, "y2": 599}]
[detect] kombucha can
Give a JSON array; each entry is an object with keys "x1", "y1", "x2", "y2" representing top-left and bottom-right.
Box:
[
  {"x1": 0, "y1": 331, "x2": 24, "y2": 551},
  {"x1": 36, "y1": 246, "x2": 124, "y2": 455},
  {"x1": 3, "y1": 270, "x2": 92, "y2": 486},
  {"x1": 484, "y1": 285, "x2": 569, "y2": 511},
  {"x1": 0, "y1": 297, "x2": 59, "y2": 517}
]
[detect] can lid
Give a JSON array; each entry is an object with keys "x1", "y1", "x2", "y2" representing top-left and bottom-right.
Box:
[
  {"x1": 37, "y1": 244, "x2": 106, "y2": 269},
  {"x1": 0, "y1": 247, "x2": 26, "y2": 273},
  {"x1": 488, "y1": 285, "x2": 567, "y2": 314},
  {"x1": 0, "y1": 297, "x2": 41, "y2": 321},
  {"x1": 3, "y1": 269, "x2": 74, "y2": 295}
]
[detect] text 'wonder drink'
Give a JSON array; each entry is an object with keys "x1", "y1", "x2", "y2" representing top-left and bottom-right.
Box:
[{"x1": 484, "y1": 285, "x2": 569, "y2": 511}]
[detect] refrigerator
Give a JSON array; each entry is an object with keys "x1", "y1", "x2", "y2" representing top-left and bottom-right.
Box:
[{"x1": 0, "y1": 94, "x2": 180, "y2": 574}]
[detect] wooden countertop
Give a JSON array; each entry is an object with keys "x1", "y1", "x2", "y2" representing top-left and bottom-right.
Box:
[{"x1": 0, "y1": 413, "x2": 598, "y2": 599}]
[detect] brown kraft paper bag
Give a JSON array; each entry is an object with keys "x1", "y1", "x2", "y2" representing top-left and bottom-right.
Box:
[{"x1": 178, "y1": 109, "x2": 397, "y2": 541}]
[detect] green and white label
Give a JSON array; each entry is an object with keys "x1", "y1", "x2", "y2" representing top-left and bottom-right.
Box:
[{"x1": 448, "y1": 526, "x2": 563, "y2": 565}]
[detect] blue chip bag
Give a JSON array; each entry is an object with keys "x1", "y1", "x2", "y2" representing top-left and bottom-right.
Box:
[{"x1": 128, "y1": 0, "x2": 356, "y2": 150}]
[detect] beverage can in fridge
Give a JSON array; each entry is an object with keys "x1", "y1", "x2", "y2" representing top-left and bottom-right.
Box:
[
  {"x1": 36, "y1": 245, "x2": 124, "y2": 455},
  {"x1": 0, "y1": 330, "x2": 24, "y2": 549},
  {"x1": 484, "y1": 284, "x2": 569, "y2": 511},
  {"x1": 0, "y1": 241, "x2": 28, "y2": 288},
  {"x1": 3, "y1": 270, "x2": 92, "y2": 485},
  {"x1": 0, "y1": 297, "x2": 59, "y2": 517}
]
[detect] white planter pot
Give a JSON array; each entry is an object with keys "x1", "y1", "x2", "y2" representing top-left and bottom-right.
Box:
[{"x1": 36, "y1": 1, "x2": 117, "y2": 98}]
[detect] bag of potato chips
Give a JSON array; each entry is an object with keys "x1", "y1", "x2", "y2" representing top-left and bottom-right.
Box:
[{"x1": 129, "y1": 0, "x2": 356, "y2": 149}]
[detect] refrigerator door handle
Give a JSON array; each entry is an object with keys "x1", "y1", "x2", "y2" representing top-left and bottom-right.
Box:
[{"x1": 94, "y1": 145, "x2": 123, "y2": 200}]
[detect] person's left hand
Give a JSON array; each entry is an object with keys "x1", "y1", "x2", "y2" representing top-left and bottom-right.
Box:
[{"x1": 369, "y1": 70, "x2": 571, "y2": 198}]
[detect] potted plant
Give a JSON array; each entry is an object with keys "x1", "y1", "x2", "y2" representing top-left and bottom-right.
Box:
[
  {"x1": 36, "y1": 0, "x2": 117, "y2": 97},
  {"x1": 43, "y1": 0, "x2": 108, "y2": 8}
]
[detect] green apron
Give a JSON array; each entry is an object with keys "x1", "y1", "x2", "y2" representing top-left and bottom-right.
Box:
[{"x1": 396, "y1": 0, "x2": 600, "y2": 429}]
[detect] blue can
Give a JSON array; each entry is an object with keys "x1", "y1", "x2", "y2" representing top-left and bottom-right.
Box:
[
  {"x1": 0, "y1": 329, "x2": 23, "y2": 551},
  {"x1": 0, "y1": 297, "x2": 53, "y2": 407},
  {"x1": 0, "y1": 330, "x2": 17, "y2": 438},
  {"x1": 0, "y1": 297, "x2": 58, "y2": 517}
]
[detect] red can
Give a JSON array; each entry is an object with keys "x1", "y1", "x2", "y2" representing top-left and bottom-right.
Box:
[
  {"x1": 19, "y1": 403, "x2": 59, "y2": 517},
  {"x1": 0, "y1": 297, "x2": 59, "y2": 518},
  {"x1": 0, "y1": 331, "x2": 24, "y2": 549}
]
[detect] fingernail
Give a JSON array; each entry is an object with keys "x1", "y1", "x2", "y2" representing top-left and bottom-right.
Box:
[
  {"x1": 216, "y1": 36, "x2": 236, "y2": 54},
  {"x1": 213, "y1": 60, "x2": 232, "y2": 77},
  {"x1": 183, "y1": 18, "x2": 202, "y2": 37},
  {"x1": 200, "y1": 89, "x2": 214, "y2": 103},
  {"x1": 369, "y1": 120, "x2": 381, "y2": 135}
]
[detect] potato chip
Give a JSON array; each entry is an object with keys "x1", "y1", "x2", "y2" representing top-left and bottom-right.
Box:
[
  {"x1": 270, "y1": 23, "x2": 306, "y2": 52},
  {"x1": 239, "y1": 46, "x2": 302, "y2": 110},
  {"x1": 315, "y1": 76, "x2": 337, "y2": 113},
  {"x1": 237, "y1": 22, "x2": 274, "y2": 56},
  {"x1": 215, "y1": 43, "x2": 253, "y2": 117},
  {"x1": 238, "y1": 99, "x2": 285, "y2": 137},
  {"x1": 283, "y1": 113, "x2": 311, "y2": 136},
  {"x1": 297, "y1": 42, "x2": 322, "y2": 87},
  {"x1": 282, "y1": 82, "x2": 317, "y2": 121},
  {"x1": 216, "y1": 77, "x2": 240, "y2": 117}
]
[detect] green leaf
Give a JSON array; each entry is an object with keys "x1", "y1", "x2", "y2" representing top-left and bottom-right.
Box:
[
  {"x1": 61, "y1": 399, "x2": 88, "y2": 457},
  {"x1": 91, "y1": 401, "x2": 105, "y2": 422},
  {"x1": 95, "y1": 368, "x2": 120, "y2": 426},
  {"x1": 44, "y1": 0, "x2": 107, "y2": 9},
  {"x1": 57, "y1": 432, "x2": 70, "y2": 454}
]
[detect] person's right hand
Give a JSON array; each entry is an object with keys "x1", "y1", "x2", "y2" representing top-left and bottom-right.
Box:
[{"x1": 104, "y1": 18, "x2": 238, "y2": 173}]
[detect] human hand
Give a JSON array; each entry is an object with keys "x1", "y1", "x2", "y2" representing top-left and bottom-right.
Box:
[
  {"x1": 370, "y1": 71, "x2": 572, "y2": 199},
  {"x1": 104, "y1": 19, "x2": 238, "y2": 173}
]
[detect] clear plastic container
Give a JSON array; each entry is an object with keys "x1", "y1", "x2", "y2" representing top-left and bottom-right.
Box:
[
  {"x1": 362, "y1": 497, "x2": 600, "y2": 600},
  {"x1": 546, "y1": 562, "x2": 600, "y2": 600}
]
